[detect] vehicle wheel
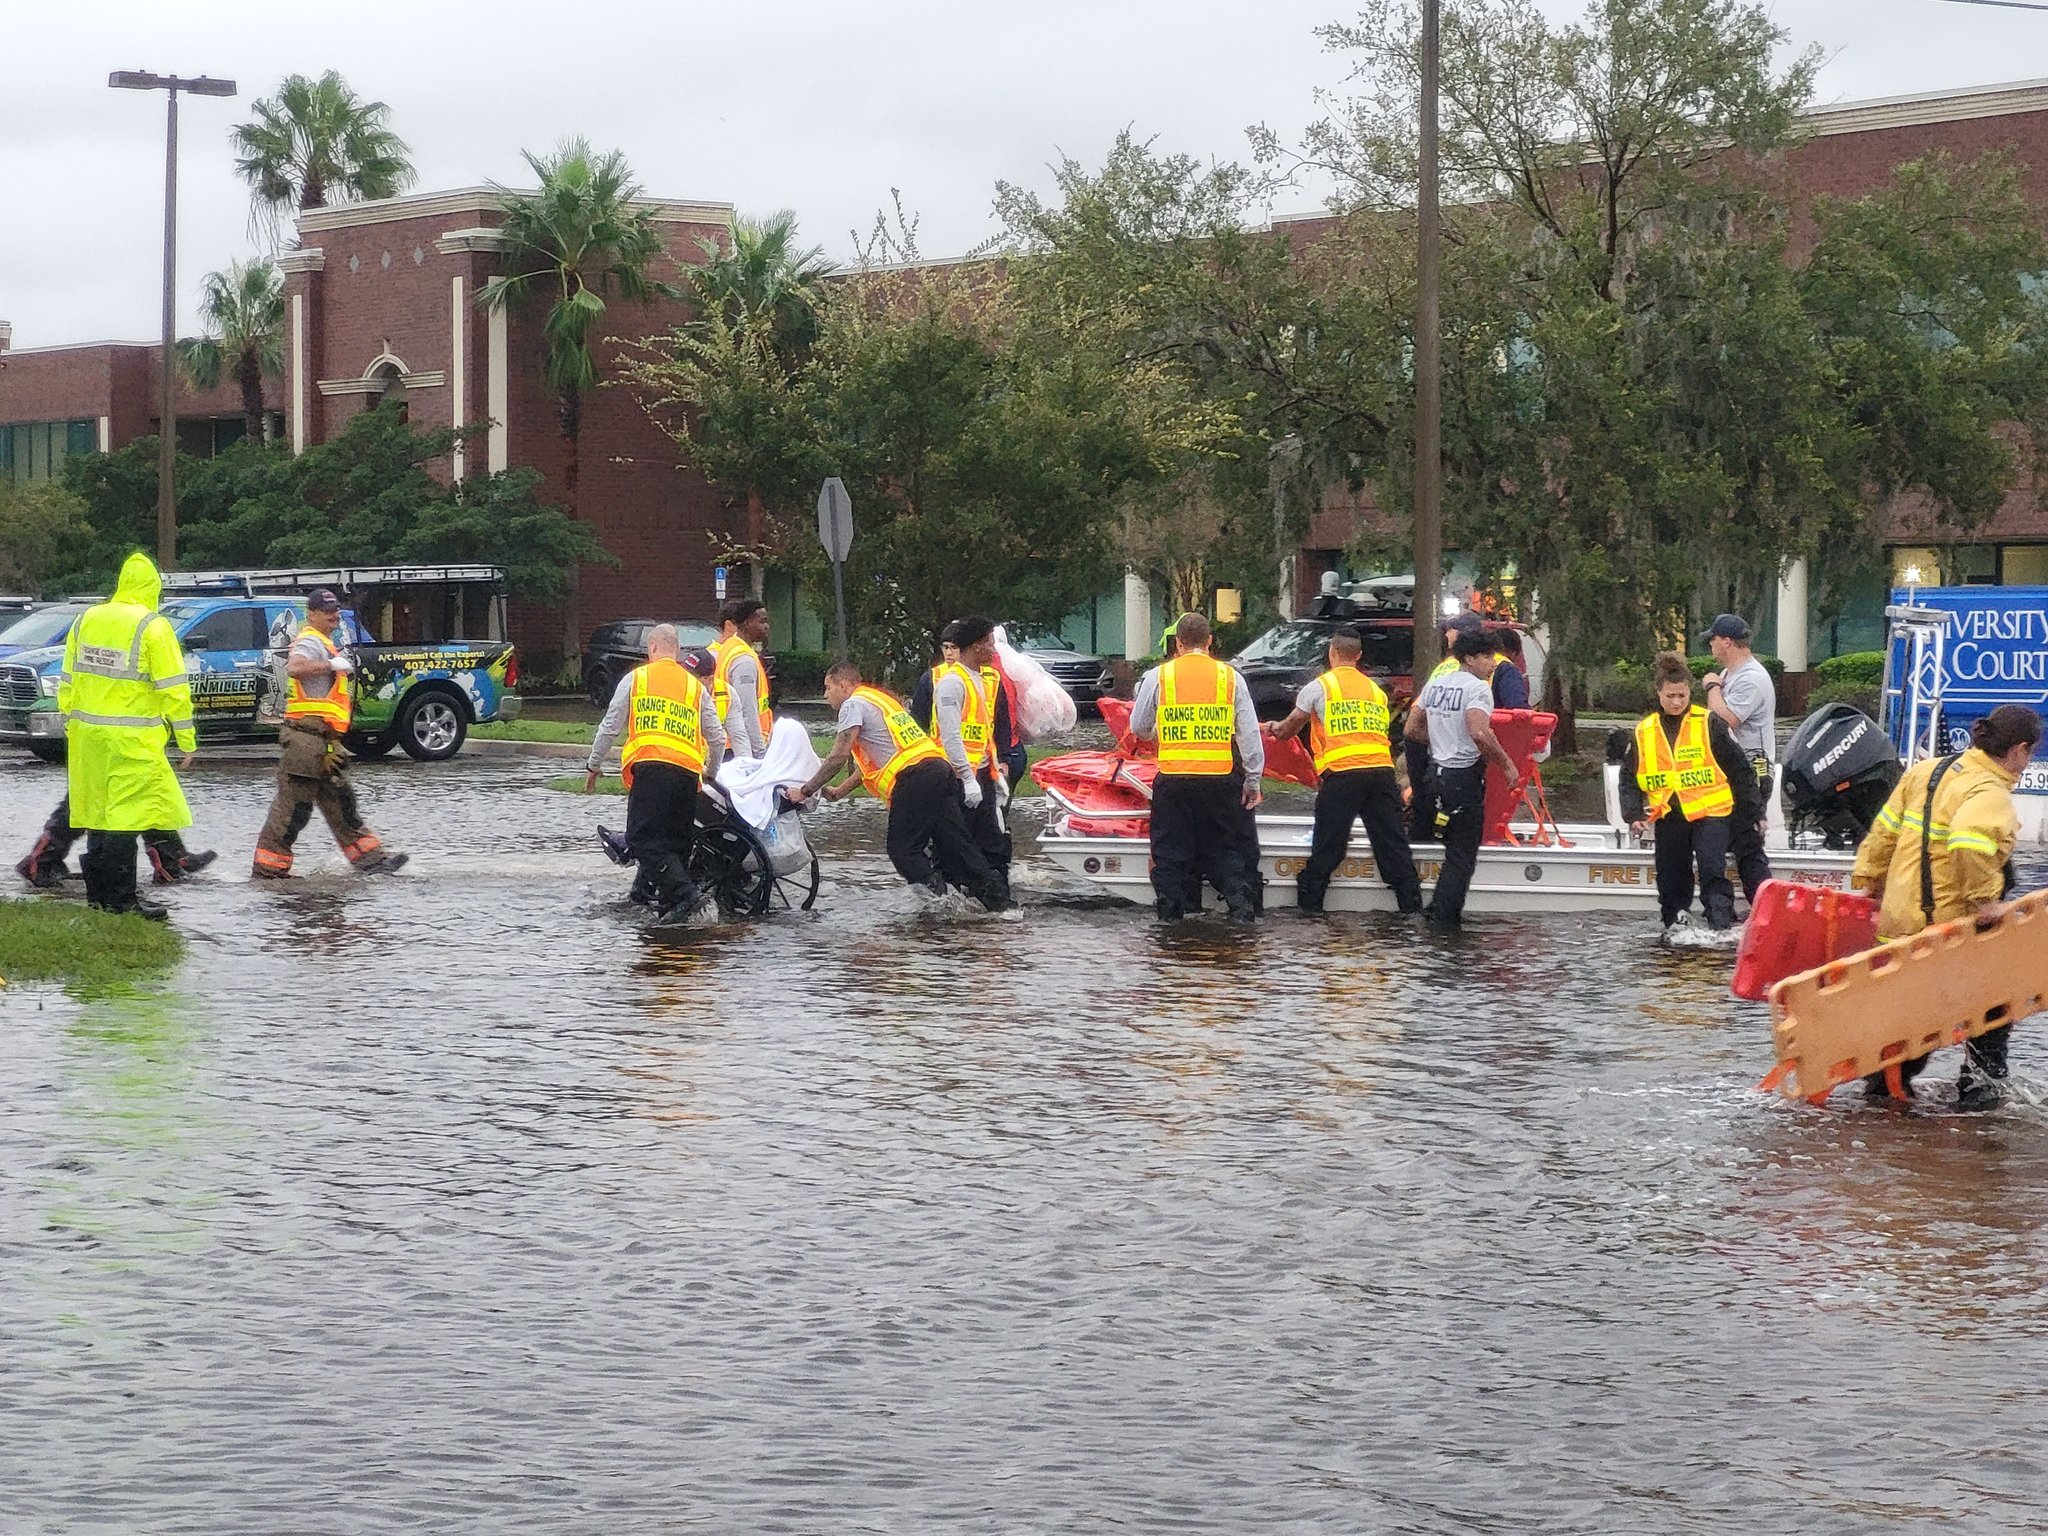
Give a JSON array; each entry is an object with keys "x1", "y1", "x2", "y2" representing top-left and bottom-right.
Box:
[
  {"x1": 396, "y1": 688, "x2": 469, "y2": 762},
  {"x1": 585, "y1": 665, "x2": 612, "y2": 707},
  {"x1": 28, "y1": 741, "x2": 65, "y2": 764},
  {"x1": 345, "y1": 732, "x2": 398, "y2": 760}
]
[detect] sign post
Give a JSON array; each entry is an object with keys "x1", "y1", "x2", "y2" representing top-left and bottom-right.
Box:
[{"x1": 817, "y1": 477, "x2": 854, "y2": 659}]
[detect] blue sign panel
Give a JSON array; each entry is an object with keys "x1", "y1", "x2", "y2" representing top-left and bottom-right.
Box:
[{"x1": 1888, "y1": 586, "x2": 2048, "y2": 793}]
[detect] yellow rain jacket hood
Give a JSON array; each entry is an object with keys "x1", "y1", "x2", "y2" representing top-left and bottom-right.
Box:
[{"x1": 59, "y1": 552, "x2": 196, "y2": 832}]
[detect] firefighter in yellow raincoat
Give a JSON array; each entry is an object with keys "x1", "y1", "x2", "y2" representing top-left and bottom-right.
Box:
[{"x1": 57, "y1": 552, "x2": 197, "y2": 920}]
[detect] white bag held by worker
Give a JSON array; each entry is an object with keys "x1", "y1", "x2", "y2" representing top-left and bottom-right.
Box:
[{"x1": 993, "y1": 625, "x2": 1078, "y2": 741}]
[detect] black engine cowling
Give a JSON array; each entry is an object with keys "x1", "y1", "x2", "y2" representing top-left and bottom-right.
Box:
[{"x1": 1779, "y1": 702, "x2": 1902, "y2": 848}]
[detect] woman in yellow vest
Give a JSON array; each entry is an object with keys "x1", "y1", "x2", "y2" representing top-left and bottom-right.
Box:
[
  {"x1": 789, "y1": 659, "x2": 1011, "y2": 911},
  {"x1": 1849, "y1": 703, "x2": 2040, "y2": 1107},
  {"x1": 1263, "y1": 627, "x2": 1421, "y2": 913},
  {"x1": 1130, "y1": 612, "x2": 1265, "y2": 920},
  {"x1": 584, "y1": 623, "x2": 726, "y2": 922},
  {"x1": 1618, "y1": 651, "x2": 1758, "y2": 932}
]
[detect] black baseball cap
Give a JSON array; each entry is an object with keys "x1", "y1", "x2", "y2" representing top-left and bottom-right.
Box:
[
  {"x1": 306, "y1": 588, "x2": 341, "y2": 613},
  {"x1": 1699, "y1": 613, "x2": 1751, "y2": 644}
]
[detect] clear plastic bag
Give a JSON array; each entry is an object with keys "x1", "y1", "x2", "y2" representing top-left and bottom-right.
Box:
[{"x1": 993, "y1": 626, "x2": 1078, "y2": 741}]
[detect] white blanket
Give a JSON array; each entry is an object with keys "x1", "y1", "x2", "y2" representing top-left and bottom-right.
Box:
[{"x1": 718, "y1": 717, "x2": 823, "y2": 829}]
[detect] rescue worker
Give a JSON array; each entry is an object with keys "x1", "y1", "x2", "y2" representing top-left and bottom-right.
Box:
[
  {"x1": 53, "y1": 552, "x2": 199, "y2": 920},
  {"x1": 712, "y1": 599, "x2": 773, "y2": 761},
  {"x1": 930, "y1": 616, "x2": 1011, "y2": 903},
  {"x1": 1129, "y1": 612, "x2": 1265, "y2": 921},
  {"x1": 252, "y1": 589, "x2": 408, "y2": 880},
  {"x1": 1617, "y1": 651, "x2": 1757, "y2": 933},
  {"x1": 1406, "y1": 609, "x2": 1486, "y2": 841},
  {"x1": 1264, "y1": 627, "x2": 1421, "y2": 914},
  {"x1": 1850, "y1": 703, "x2": 2042, "y2": 1109},
  {"x1": 789, "y1": 660, "x2": 1010, "y2": 912},
  {"x1": 1403, "y1": 629, "x2": 1519, "y2": 925},
  {"x1": 1485, "y1": 626, "x2": 1531, "y2": 710},
  {"x1": 16, "y1": 796, "x2": 216, "y2": 889},
  {"x1": 585, "y1": 623, "x2": 724, "y2": 923},
  {"x1": 1699, "y1": 613, "x2": 1776, "y2": 900}
]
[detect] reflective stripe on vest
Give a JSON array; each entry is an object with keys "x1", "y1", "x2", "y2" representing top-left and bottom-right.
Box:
[
  {"x1": 284, "y1": 624, "x2": 353, "y2": 732},
  {"x1": 934, "y1": 661, "x2": 994, "y2": 768},
  {"x1": 1635, "y1": 706, "x2": 1735, "y2": 822},
  {"x1": 1157, "y1": 653, "x2": 1236, "y2": 776},
  {"x1": 1311, "y1": 667, "x2": 1393, "y2": 772},
  {"x1": 712, "y1": 635, "x2": 772, "y2": 736},
  {"x1": 849, "y1": 684, "x2": 945, "y2": 802},
  {"x1": 621, "y1": 658, "x2": 709, "y2": 786}
]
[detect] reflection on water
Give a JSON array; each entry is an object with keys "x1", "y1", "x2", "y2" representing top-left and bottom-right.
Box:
[{"x1": 2, "y1": 752, "x2": 2046, "y2": 1533}]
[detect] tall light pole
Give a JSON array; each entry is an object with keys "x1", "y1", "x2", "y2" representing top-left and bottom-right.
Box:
[
  {"x1": 109, "y1": 69, "x2": 236, "y2": 572},
  {"x1": 1412, "y1": 0, "x2": 1444, "y2": 676}
]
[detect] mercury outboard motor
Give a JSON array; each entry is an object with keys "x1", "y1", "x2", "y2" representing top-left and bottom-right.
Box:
[{"x1": 1779, "y1": 703, "x2": 1902, "y2": 848}]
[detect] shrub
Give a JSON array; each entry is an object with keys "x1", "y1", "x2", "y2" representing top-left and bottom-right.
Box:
[
  {"x1": 1807, "y1": 679, "x2": 1881, "y2": 719},
  {"x1": 1815, "y1": 651, "x2": 1885, "y2": 688},
  {"x1": 772, "y1": 649, "x2": 829, "y2": 695}
]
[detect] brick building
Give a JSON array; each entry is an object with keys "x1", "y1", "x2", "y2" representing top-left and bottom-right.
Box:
[{"x1": 0, "y1": 321, "x2": 285, "y2": 482}]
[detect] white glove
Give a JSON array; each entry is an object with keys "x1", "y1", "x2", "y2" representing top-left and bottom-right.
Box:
[
  {"x1": 329, "y1": 655, "x2": 355, "y2": 675},
  {"x1": 961, "y1": 774, "x2": 984, "y2": 810}
]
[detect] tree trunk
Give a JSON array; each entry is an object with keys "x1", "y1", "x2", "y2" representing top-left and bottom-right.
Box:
[
  {"x1": 559, "y1": 389, "x2": 583, "y2": 670},
  {"x1": 1543, "y1": 663, "x2": 1578, "y2": 757},
  {"x1": 746, "y1": 486, "x2": 767, "y2": 600},
  {"x1": 239, "y1": 350, "x2": 266, "y2": 446}
]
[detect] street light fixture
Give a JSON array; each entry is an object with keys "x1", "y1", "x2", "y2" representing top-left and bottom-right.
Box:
[
  {"x1": 1413, "y1": 0, "x2": 1444, "y2": 680},
  {"x1": 109, "y1": 69, "x2": 236, "y2": 571}
]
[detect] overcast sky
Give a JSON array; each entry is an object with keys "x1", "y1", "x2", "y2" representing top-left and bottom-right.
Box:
[{"x1": 2, "y1": 0, "x2": 2043, "y2": 349}]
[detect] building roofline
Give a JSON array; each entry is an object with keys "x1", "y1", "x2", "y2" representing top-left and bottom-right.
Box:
[
  {"x1": 1802, "y1": 78, "x2": 2048, "y2": 139},
  {"x1": 297, "y1": 185, "x2": 734, "y2": 234},
  {"x1": 0, "y1": 339, "x2": 158, "y2": 357}
]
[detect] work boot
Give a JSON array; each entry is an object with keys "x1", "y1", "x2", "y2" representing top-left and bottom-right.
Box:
[
  {"x1": 1955, "y1": 1077, "x2": 2006, "y2": 1113},
  {"x1": 357, "y1": 851, "x2": 409, "y2": 875},
  {"x1": 251, "y1": 864, "x2": 292, "y2": 881},
  {"x1": 597, "y1": 827, "x2": 633, "y2": 866},
  {"x1": 182, "y1": 849, "x2": 218, "y2": 877},
  {"x1": 91, "y1": 896, "x2": 170, "y2": 923},
  {"x1": 16, "y1": 841, "x2": 65, "y2": 889}
]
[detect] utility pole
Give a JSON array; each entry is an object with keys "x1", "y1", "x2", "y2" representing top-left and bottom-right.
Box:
[
  {"x1": 109, "y1": 70, "x2": 237, "y2": 571},
  {"x1": 1411, "y1": 0, "x2": 1445, "y2": 677}
]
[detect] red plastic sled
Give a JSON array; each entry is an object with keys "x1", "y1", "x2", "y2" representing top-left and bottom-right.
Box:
[{"x1": 1731, "y1": 878, "x2": 1880, "y2": 1002}]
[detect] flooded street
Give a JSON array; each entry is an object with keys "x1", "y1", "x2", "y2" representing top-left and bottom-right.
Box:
[{"x1": 4, "y1": 749, "x2": 2047, "y2": 1533}]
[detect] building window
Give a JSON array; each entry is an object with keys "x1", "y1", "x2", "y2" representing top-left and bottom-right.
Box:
[
  {"x1": 0, "y1": 419, "x2": 97, "y2": 486},
  {"x1": 1999, "y1": 545, "x2": 2048, "y2": 587}
]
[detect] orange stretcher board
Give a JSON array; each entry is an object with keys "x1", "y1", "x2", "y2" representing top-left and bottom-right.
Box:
[{"x1": 1759, "y1": 888, "x2": 2048, "y2": 1102}]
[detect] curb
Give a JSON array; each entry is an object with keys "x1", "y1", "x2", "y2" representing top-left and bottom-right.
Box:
[{"x1": 462, "y1": 737, "x2": 592, "y2": 761}]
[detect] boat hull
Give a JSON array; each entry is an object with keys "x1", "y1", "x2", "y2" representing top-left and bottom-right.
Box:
[{"x1": 1035, "y1": 816, "x2": 1861, "y2": 915}]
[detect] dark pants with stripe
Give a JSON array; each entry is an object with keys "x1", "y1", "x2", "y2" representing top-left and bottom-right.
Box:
[
  {"x1": 1423, "y1": 763, "x2": 1487, "y2": 924},
  {"x1": 1300, "y1": 766, "x2": 1420, "y2": 913},
  {"x1": 1652, "y1": 811, "x2": 1735, "y2": 929},
  {"x1": 888, "y1": 758, "x2": 1004, "y2": 909},
  {"x1": 970, "y1": 765, "x2": 1013, "y2": 903},
  {"x1": 624, "y1": 760, "x2": 701, "y2": 913},
  {"x1": 1404, "y1": 738, "x2": 1438, "y2": 843},
  {"x1": 1150, "y1": 771, "x2": 1259, "y2": 919}
]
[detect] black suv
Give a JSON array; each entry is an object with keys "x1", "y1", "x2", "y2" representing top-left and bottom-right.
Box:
[
  {"x1": 1234, "y1": 616, "x2": 1416, "y2": 720},
  {"x1": 583, "y1": 619, "x2": 776, "y2": 705}
]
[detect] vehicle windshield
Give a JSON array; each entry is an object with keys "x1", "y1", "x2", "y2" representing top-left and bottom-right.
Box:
[
  {"x1": 1235, "y1": 623, "x2": 1336, "y2": 667},
  {"x1": 0, "y1": 606, "x2": 89, "y2": 649}
]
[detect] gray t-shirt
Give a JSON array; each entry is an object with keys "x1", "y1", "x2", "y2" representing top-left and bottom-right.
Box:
[
  {"x1": 290, "y1": 633, "x2": 340, "y2": 700},
  {"x1": 836, "y1": 693, "x2": 909, "y2": 770},
  {"x1": 932, "y1": 669, "x2": 973, "y2": 775},
  {"x1": 1417, "y1": 669, "x2": 1494, "y2": 768},
  {"x1": 721, "y1": 650, "x2": 767, "y2": 760},
  {"x1": 1719, "y1": 656, "x2": 1776, "y2": 761}
]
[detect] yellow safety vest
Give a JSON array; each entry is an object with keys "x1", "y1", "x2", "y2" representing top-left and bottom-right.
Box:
[
  {"x1": 1635, "y1": 706, "x2": 1735, "y2": 822},
  {"x1": 849, "y1": 684, "x2": 946, "y2": 803},
  {"x1": 712, "y1": 634, "x2": 772, "y2": 737},
  {"x1": 934, "y1": 660, "x2": 995, "y2": 770},
  {"x1": 1311, "y1": 666, "x2": 1394, "y2": 772},
  {"x1": 1156, "y1": 652, "x2": 1237, "y2": 776},
  {"x1": 284, "y1": 624, "x2": 353, "y2": 733},
  {"x1": 622, "y1": 658, "x2": 709, "y2": 786}
]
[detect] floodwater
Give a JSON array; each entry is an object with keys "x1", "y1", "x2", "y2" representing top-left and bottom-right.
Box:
[{"x1": 3, "y1": 748, "x2": 2047, "y2": 1535}]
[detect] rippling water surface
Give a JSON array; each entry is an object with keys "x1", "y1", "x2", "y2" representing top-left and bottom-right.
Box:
[{"x1": 4, "y1": 749, "x2": 2047, "y2": 1534}]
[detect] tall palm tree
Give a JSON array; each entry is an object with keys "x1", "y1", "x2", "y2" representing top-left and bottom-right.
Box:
[
  {"x1": 180, "y1": 259, "x2": 286, "y2": 445},
  {"x1": 231, "y1": 71, "x2": 415, "y2": 242},
  {"x1": 480, "y1": 139, "x2": 669, "y2": 657},
  {"x1": 689, "y1": 211, "x2": 833, "y2": 370}
]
